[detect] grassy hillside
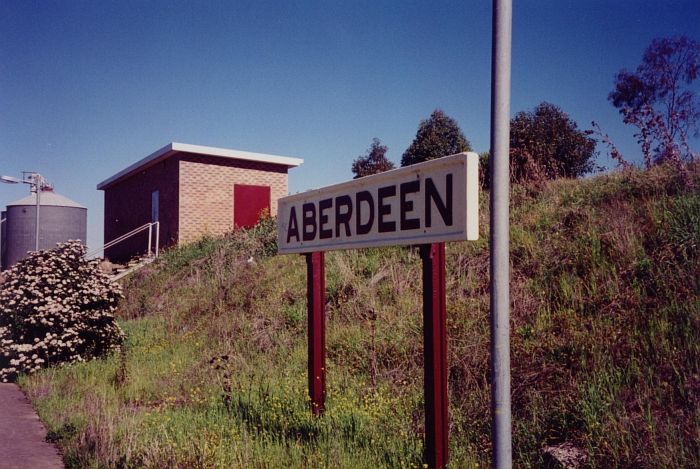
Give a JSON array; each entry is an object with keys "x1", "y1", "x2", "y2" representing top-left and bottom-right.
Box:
[{"x1": 20, "y1": 164, "x2": 699, "y2": 468}]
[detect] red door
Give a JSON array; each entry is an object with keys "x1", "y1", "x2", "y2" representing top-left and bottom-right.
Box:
[{"x1": 234, "y1": 184, "x2": 271, "y2": 228}]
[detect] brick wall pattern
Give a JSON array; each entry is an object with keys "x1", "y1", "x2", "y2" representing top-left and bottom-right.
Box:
[{"x1": 178, "y1": 153, "x2": 288, "y2": 244}]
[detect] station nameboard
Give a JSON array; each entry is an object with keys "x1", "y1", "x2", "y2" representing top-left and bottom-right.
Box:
[{"x1": 277, "y1": 152, "x2": 479, "y2": 253}]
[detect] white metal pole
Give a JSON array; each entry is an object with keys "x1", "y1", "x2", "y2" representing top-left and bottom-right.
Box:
[
  {"x1": 35, "y1": 174, "x2": 41, "y2": 251},
  {"x1": 155, "y1": 222, "x2": 160, "y2": 257},
  {"x1": 490, "y1": 0, "x2": 513, "y2": 467},
  {"x1": 148, "y1": 224, "x2": 153, "y2": 257}
]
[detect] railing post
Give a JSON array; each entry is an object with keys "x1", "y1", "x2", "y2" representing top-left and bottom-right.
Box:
[
  {"x1": 155, "y1": 222, "x2": 160, "y2": 257},
  {"x1": 147, "y1": 223, "x2": 153, "y2": 257}
]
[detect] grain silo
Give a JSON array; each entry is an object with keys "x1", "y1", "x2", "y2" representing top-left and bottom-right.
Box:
[{"x1": 1, "y1": 188, "x2": 87, "y2": 270}]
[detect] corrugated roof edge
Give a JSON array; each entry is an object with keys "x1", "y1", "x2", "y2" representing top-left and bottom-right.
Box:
[
  {"x1": 96, "y1": 142, "x2": 303, "y2": 190},
  {"x1": 8, "y1": 191, "x2": 87, "y2": 209}
]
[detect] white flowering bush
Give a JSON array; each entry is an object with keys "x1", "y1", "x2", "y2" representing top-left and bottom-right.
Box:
[{"x1": 0, "y1": 241, "x2": 124, "y2": 382}]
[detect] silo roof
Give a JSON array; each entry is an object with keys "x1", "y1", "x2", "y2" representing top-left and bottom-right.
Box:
[
  {"x1": 97, "y1": 142, "x2": 304, "y2": 190},
  {"x1": 7, "y1": 191, "x2": 86, "y2": 209}
]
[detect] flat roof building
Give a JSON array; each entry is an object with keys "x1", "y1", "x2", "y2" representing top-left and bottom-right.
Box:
[{"x1": 97, "y1": 142, "x2": 302, "y2": 262}]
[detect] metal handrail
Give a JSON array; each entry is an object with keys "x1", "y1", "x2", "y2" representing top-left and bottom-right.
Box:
[{"x1": 85, "y1": 221, "x2": 160, "y2": 260}]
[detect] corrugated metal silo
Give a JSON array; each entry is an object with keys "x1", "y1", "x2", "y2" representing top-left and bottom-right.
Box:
[{"x1": 2, "y1": 189, "x2": 87, "y2": 270}]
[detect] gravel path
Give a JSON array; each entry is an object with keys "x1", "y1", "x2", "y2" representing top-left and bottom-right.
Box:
[{"x1": 0, "y1": 383, "x2": 64, "y2": 469}]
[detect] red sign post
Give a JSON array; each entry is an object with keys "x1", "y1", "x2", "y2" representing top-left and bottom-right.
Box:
[
  {"x1": 421, "y1": 242, "x2": 449, "y2": 467},
  {"x1": 305, "y1": 251, "x2": 326, "y2": 414},
  {"x1": 278, "y1": 153, "x2": 479, "y2": 468}
]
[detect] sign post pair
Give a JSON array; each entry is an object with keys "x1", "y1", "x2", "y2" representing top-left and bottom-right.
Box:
[{"x1": 277, "y1": 152, "x2": 479, "y2": 468}]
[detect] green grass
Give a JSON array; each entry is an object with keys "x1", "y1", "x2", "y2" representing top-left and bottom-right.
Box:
[{"x1": 19, "y1": 162, "x2": 700, "y2": 468}]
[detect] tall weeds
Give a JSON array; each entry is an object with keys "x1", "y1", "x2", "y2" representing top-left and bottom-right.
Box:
[{"x1": 20, "y1": 163, "x2": 700, "y2": 468}]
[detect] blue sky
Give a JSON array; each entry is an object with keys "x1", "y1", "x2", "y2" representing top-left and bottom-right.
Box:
[{"x1": 1, "y1": 0, "x2": 698, "y2": 249}]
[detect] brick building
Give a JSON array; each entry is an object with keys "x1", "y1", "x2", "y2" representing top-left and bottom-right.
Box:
[{"x1": 97, "y1": 142, "x2": 303, "y2": 261}]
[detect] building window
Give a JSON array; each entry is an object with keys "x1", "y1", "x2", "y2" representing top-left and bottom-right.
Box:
[{"x1": 151, "y1": 190, "x2": 159, "y2": 222}]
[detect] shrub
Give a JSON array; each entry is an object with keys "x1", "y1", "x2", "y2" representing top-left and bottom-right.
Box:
[
  {"x1": 246, "y1": 210, "x2": 278, "y2": 258},
  {"x1": 0, "y1": 241, "x2": 124, "y2": 382},
  {"x1": 510, "y1": 102, "x2": 597, "y2": 183},
  {"x1": 225, "y1": 209, "x2": 278, "y2": 259}
]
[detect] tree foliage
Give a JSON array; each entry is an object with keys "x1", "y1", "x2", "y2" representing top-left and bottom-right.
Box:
[
  {"x1": 401, "y1": 109, "x2": 472, "y2": 167},
  {"x1": 609, "y1": 36, "x2": 699, "y2": 166},
  {"x1": 351, "y1": 138, "x2": 395, "y2": 178},
  {"x1": 510, "y1": 102, "x2": 597, "y2": 183}
]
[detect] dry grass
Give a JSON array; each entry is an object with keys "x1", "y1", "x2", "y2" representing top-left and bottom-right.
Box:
[{"x1": 19, "y1": 162, "x2": 700, "y2": 468}]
